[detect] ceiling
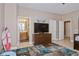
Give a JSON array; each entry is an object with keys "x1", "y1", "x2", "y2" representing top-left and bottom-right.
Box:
[{"x1": 18, "y1": 3, "x2": 79, "y2": 15}]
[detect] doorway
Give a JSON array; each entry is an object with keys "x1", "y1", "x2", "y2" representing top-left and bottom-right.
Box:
[
  {"x1": 18, "y1": 16, "x2": 29, "y2": 48},
  {"x1": 64, "y1": 21, "x2": 70, "y2": 40}
]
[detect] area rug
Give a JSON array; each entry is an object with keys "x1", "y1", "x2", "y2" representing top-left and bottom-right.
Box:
[{"x1": 0, "y1": 43, "x2": 79, "y2": 56}]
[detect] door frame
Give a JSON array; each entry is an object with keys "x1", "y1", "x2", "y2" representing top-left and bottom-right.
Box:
[{"x1": 17, "y1": 16, "x2": 29, "y2": 46}]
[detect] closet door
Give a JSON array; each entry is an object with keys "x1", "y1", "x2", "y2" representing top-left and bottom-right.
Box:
[
  {"x1": 59, "y1": 21, "x2": 64, "y2": 40},
  {"x1": 49, "y1": 20, "x2": 57, "y2": 43}
]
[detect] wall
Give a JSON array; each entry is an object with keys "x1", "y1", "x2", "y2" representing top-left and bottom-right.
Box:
[
  {"x1": 17, "y1": 6, "x2": 62, "y2": 20},
  {"x1": 49, "y1": 19, "x2": 57, "y2": 42},
  {"x1": 0, "y1": 4, "x2": 18, "y2": 50},
  {"x1": 0, "y1": 4, "x2": 5, "y2": 51},
  {"x1": 4, "y1": 4, "x2": 18, "y2": 47},
  {"x1": 59, "y1": 21, "x2": 64, "y2": 40},
  {"x1": 62, "y1": 11, "x2": 79, "y2": 42}
]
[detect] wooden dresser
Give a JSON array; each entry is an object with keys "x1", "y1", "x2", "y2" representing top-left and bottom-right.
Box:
[{"x1": 33, "y1": 33, "x2": 51, "y2": 46}]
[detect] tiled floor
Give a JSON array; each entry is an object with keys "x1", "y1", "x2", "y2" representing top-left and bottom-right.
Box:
[
  {"x1": 53, "y1": 39, "x2": 73, "y2": 49},
  {"x1": 53, "y1": 38, "x2": 79, "y2": 53},
  {"x1": 18, "y1": 42, "x2": 33, "y2": 48}
]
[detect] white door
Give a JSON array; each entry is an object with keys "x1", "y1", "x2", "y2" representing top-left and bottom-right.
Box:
[
  {"x1": 59, "y1": 21, "x2": 64, "y2": 40},
  {"x1": 49, "y1": 20, "x2": 57, "y2": 43}
]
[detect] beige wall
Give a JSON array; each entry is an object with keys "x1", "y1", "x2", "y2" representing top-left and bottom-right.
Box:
[
  {"x1": 0, "y1": 4, "x2": 4, "y2": 50},
  {"x1": 62, "y1": 11, "x2": 79, "y2": 42},
  {"x1": 17, "y1": 6, "x2": 62, "y2": 20},
  {"x1": 4, "y1": 4, "x2": 18, "y2": 47},
  {"x1": 62, "y1": 10, "x2": 79, "y2": 19}
]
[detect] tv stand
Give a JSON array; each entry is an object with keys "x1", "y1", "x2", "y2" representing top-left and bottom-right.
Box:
[{"x1": 33, "y1": 33, "x2": 51, "y2": 46}]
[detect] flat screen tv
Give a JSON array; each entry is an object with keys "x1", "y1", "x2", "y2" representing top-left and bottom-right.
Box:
[{"x1": 34, "y1": 23, "x2": 49, "y2": 33}]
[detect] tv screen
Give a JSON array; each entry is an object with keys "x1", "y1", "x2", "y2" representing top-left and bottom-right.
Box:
[{"x1": 34, "y1": 23, "x2": 49, "y2": 33}]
